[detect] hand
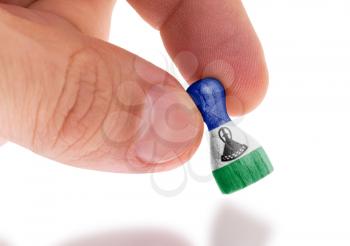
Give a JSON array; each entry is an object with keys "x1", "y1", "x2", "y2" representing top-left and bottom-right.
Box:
[{"x1": 0, "y1": 0, "x2": 268, "y2": 173}]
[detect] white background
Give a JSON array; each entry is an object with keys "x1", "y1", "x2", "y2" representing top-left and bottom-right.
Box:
[{"x1": 1, "y1": 0, "x2": 350, "y2": 245}]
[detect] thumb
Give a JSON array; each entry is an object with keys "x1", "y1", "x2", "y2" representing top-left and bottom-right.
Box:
[{"x1": 0, "y1": 6, "x2": 203, "y2": 173}]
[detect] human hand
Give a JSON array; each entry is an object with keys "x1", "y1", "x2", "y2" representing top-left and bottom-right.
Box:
[{"x1": 0, "y1": 0, "x2": 268, "y2": 173}]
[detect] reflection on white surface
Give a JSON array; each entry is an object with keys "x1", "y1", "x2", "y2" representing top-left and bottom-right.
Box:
[
  {"x1": 58, "y1": 229, "x2": 192, "y2": 246},
  {"x1": 0, "y1": 239, "x2": 11, "y2": 246},
  {"x1": 210, "y1": 203, "x2": 271, "y2": 246},
  {"x1": 54, "y1": 203, "x2": 271, "y2": 246}
]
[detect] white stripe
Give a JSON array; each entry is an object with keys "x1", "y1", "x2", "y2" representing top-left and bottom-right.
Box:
[{"x1": 209, "y1": 121, "x2": 261, "y2": 170}]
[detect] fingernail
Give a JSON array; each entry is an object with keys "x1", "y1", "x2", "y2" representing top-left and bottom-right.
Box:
[{"x1": 135, "y1": 85, "x2": 202, "y2": 164}]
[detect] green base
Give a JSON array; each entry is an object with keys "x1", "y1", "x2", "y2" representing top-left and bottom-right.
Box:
[{"x1": 212, "y1": 147, "x2": 273, "y2": 194}]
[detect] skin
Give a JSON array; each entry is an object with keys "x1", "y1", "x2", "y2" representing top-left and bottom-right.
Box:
[{"x1": 0, "y1": 0, "x2": 268, "y2": 173}]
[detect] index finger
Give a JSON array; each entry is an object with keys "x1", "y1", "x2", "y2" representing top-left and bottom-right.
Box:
[{"x1": 128, "y1": 0, "x2": 268, "y2": 115}]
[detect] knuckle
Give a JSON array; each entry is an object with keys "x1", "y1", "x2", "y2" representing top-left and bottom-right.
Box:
[{"x1": 37, "y1": 47, "x2": 114, "y2": 158}]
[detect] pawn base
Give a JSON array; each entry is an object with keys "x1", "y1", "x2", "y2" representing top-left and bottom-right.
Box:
[{"x1": 212, "y1": 147, "x2": 273, "y2": 194}]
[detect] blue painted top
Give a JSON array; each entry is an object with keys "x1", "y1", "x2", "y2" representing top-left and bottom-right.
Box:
[{"x1": 187, "y1": 78, "x2": 231, "y2": 131}]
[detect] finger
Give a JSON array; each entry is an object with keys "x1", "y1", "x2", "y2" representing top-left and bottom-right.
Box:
[
  {"x1": 128, "y1": 0, "x2": 268, "y2": 115},
  {"x1": 29, "y1": 0, "x2": 116, "y2": 40},
  {"x1": 0, "y1": 137, "x2": 7, "y2": 146},
  {"x1": 0, "y1": 6, "x2": 203, "y2": 173},
  {"x1": 0, "y1": 0, "x2": 35, "y2": 6}
]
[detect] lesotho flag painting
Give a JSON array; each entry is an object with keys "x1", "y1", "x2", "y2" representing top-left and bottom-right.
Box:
[{"x1": 187, "y1": 78, "x2": 273, "y2": 194}]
